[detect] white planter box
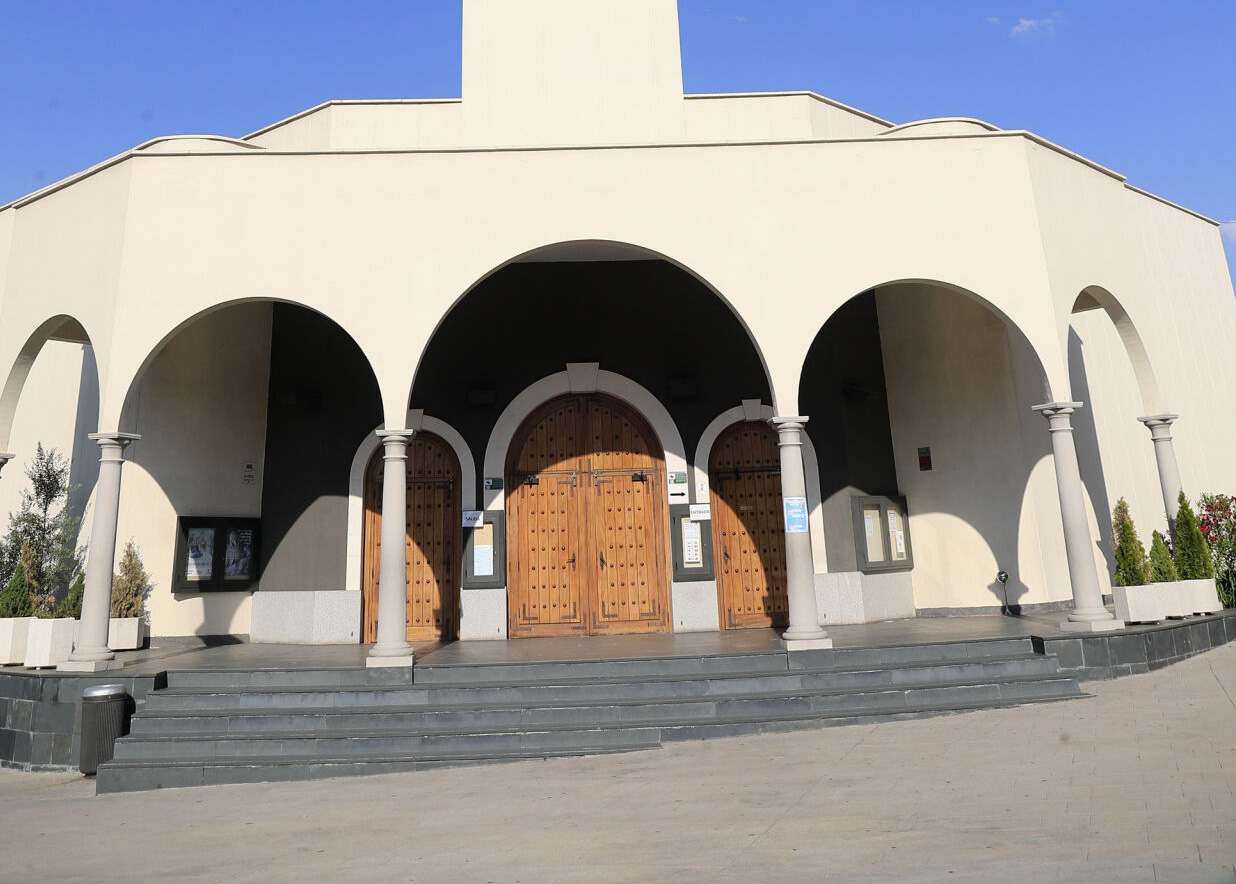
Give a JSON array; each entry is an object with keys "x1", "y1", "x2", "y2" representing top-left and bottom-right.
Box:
[
  {"x1": 23, "y1": 618, "x2": 75, "y2": 668},
  {"x1": 107, "y1": 617, "x2": 147, "y2": 651},
  {"x1": 0, "y1": 617, "x2": 32, "y2": 665},
  {"x1": 1112, "y1": 583, "x2": 1174, "y2": 623},
  {"x1": 71, "y1": 617, "x2": 149, "y2": 651},
  {"x1": 1174, "y1": 577, "x2": 1222, "y2": 616}
]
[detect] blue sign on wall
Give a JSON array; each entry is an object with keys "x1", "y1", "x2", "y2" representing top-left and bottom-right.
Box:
[{"x1": 783, "y1": 496, "x2": 809, "y2": 534}]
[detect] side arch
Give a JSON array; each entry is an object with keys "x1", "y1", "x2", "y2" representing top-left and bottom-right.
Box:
[
  {"x1": 107, "y1": 296, "x2": 382, "y2": 433},
  {"x1": 693, "y1": 400, "x2": 828, "y2": 570},
  {"x1": 1071, "y1": 285, "x2": 1163, "y2": 413},
  {"x1": 345, "y1": 411, "x2": 477, "y2": 593},
  {"x1": 482, "y1": 365, "x2": 687, "y2": 510},
  {"x1": 0, "y1": 314, "x2": 95, "y2": 452}
]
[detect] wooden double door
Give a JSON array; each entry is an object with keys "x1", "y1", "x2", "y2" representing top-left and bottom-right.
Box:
[
  {"x1": 506, "y1": 395, "x2": 671, "y2": 637},
  {"x1": 362, "y1": 433, "x2": 460, "y2": 643},
  {"x1": 709, "y1": 421, "x2": 790, "y2": 629}
]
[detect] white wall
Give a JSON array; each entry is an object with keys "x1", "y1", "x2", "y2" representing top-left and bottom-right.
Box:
[
  {"x1": 877, "y1": 284, "x2": 1077, "y2": 611},
  {"x1": 113, "y1": 302, "x2": 273, "y2": 636}
]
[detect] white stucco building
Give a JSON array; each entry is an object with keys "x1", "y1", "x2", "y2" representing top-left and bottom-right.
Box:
[{"x1": 2, "y1": 0, "x2": 1233, "y2": 668}]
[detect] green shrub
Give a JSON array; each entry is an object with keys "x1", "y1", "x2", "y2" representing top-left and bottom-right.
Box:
[
  {"x1": 0, "y1": 561, "x2": 32, "y2": 617},
  {"x1": 1111, "y1": 498, "x2": 1149, "y2": 586},
  {"x1": 1174, "y1": 492, "x2": 1214, "y2": 580},
  {"x1": 55, "y1": 574, "x2": 84, "y2": 619},
  {"x1": 1148, "y1": 530, "x2": 1179, "y2": 583},
  {"x1": 110, "y1": 540, "x2": 150, "y2": 619}
]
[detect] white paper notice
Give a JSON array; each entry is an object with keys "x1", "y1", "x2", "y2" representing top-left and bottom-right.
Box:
[
  {"x1": 895, "y1": 532, "x2": 906, "y2": 554},
  {"x1": 474, "y1": 544, "x2": 494, "y2": 577},
  {"x1": 864, "y1": 513, "x2": 875, "y2": 537},
  {"x1": 462, "y1": 510, "x2": 484, "y2": 528},
  {"x1": 682, "y1": 520, "x2": 703, "y2": 566},
  {"x1": 689, "y1": 503, "x2": 711, "y2": 522}
]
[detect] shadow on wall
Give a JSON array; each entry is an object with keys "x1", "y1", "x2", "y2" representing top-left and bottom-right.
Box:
[
  {"x1": 1068, "y1": 329, "x2": 1116, "y2": 580},
  {"x1": 66, "y1": 345, "x2": 101, "y2": 525},
  {"x1": 859, "y1": 282, "x2": 1054, "y2": 612}
]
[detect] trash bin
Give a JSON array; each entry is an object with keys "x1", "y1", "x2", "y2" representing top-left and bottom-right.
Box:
[{"x1": 79, "y1": 683, "x2": 131, "y2": 775}]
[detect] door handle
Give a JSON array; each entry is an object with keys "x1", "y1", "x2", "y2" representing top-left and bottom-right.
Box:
[
  {"x1": 723, "y1": 545, "x2": 730, "y2": 564},
  {"x1": 599, "y1": 552, "x2": 607, "y2": 569},
  {"x1": 566, "y1": 553, "x2": 576, "y2": 570}
]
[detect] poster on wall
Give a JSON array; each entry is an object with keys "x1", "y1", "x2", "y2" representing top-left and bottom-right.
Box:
[
  {"x1": 185, "y1": 528, "x2": 215, "y2": 581},
  {"x1": 174, "y1": 517, "x2": 261, "y2": 592},
  {"x1": 223, "y1": 528, "x2": 255, "y2": 580}
]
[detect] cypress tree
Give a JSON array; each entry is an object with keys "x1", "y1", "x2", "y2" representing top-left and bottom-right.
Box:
[
  {"x1": 55, "y1": 574, "x2": 84, "y2": 619},
  {"x1": 1111, "y1": 498, "x2": 1149, "y2": 586},
  {"x1": 110, "y1": 540, "x2": 150, "y2": 619},
  {"x1": 0, "y1": 562, "x2": 32, "y2": 617},
  {"x1": 1174, "y1": 492, "x2": 1214, "y2": 580},
  {"x1": 1148, "y1": 530, "x2": 1179, "y2": 583}
]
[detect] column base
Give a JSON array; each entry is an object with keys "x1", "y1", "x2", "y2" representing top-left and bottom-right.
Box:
[
  {"x1": 68, "y1": 647, "x2": 116, "y2": 664},
  {"x1": 366, "y1": 653, "x2": 415, "y2": 669},
  {"x1": 1060, "y1": 618, "x2": 1125, "y2": 634},
  {"x1": 781, "y1": 637, "x2": 833, "y2": 651},
  {"x1": 58, "y1": 659, "x2": 124, "y2": 672}
]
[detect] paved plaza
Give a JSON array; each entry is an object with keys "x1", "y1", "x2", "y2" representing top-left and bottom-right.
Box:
[{"x1": 4, "y1": 643, "x2": 1236, "y2": 883}]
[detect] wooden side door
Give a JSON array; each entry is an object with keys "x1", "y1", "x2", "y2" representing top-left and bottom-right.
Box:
[
  {"x1": 507, "y1": 398, "x2": 588, "y2": 636},
  {"x1": 361, "y1": 433, "x2": 461, "y2": 643},
  {"x1": 709, "y1": 422, "x2": 789, "y2": 629},
  {"x1": 586, "y1": 397, "x2": 670, "y2": 634}
]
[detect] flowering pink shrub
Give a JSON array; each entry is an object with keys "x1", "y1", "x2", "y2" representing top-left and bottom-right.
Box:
[{"x1": 1199, "y1": 493, "x2": 1236, "y2": 607}]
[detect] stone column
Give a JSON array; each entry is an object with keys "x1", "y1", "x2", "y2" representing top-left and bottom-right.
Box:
[
  {"x1": 769, "y1": 417, "x2": 832, "y2": 650},
  {"x1": 1032, "y1": 403, "x2": 1122, "y2": 633},
  {"x1": 64, "y1": 432, "x2": 140, "y2": 671},
  {"x1": 1138, "y1": 414, "x2": 1184, "y2": 530},
  {"x1": 367, "y1": 429, "x2": 416, "y2": 667}
]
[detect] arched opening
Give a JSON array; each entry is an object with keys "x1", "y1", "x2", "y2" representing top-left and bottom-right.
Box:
[
  {"x1": 409, "y1": 241, "x2": 774, "y2": 516},
  {"x1": 115, "y1": 300, "x2": 383, "y2": 638},
  {"x1": 1069, "y1": 286, "x2": 1166, "y2": 578},
  {"x1": 505, "y1": 393, "x2": 670, "y2": 637},
  {"x1": 0, "y1": 315, "x2": 100, "y2": 606},
  {"x1": 800, "y1": 281, "x2": 1063, "y2": 616},
  {"x1": 362, "y1": 432, "x2": 461, "y2": 642},
  {"x1": 708, "y1": 420, "x2": 788, "y2": 629}
]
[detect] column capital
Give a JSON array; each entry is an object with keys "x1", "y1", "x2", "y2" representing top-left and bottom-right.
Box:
[
  {"x1": 1138, "y1": 413, "x2": 1180, "y2": 430},
  {"x1": 376, "y1": 428, "x2": 415, "y2": 449},
  {"x1": 1031, "y1": 401, "x2": 1082, "y2": 418},
  {"x1": 768, "y1": 415, "x2": 809, "y2": 433},
  {"x1": 0, "y1": 453, "x2": 14, "y2": 476},
  {"x1": 88, "y1": 431, "x2": 140, "y2": 447}
]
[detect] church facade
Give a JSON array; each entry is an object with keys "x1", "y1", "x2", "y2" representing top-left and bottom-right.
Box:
[{"x1": 2, "y1": 1, "x2": 1234, "y2": 667}]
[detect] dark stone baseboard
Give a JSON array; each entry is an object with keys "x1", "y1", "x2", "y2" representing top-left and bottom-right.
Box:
[
  {"x1": 1032, "y1": 609, "x2": 1236, "y2": 681},
  {"x1": 0, "y1": 670, "x2": 164, "y2": 772}
]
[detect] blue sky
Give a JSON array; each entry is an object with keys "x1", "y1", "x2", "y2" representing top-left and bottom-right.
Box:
[{"x1": 2, "y1": 1, "x2": 1233, "y2": 281}]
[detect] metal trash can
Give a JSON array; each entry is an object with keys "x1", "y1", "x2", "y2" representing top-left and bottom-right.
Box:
[{"x1": 79, "y1": 683, "x2": 131, "y2": 775}]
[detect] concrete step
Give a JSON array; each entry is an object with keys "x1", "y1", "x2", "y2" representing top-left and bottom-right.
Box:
[
  {"x1": 119, "y1": 674, "x2": 1082, "y2": 756},
  {"x1": 95, "y1": 743, "x2": 661, "y2": 794},
  {"x1": 112, "y1": 724, "x2": 664, "y2": 761},
  {"x1": 410, "y1": 651, "x2": 789, "y2": 685},
  {"x1": 98, "y1": 640, "x2": 1084, "y2": 793},
  {"x1": 141, "y1": 654, "x2": 1061, "y2": 714},
  {"x1": 164, "y1": 667, "x2": 414, "y2": 690}
]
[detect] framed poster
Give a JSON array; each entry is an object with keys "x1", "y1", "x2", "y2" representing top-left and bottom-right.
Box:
[{"x1": 173, "y1": 517, "x2": 261, "y2": 592}]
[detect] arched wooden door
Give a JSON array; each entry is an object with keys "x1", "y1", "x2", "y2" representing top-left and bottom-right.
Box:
[
  {"x1": 506, "y1": 394, "x2": 671, "y2": 637},
  {"x1": 709, "y1": 421, "x2": 789, "y2": 629},
  {"x1": 362, "y1": 433, "x2": 460, "y2": 642}
]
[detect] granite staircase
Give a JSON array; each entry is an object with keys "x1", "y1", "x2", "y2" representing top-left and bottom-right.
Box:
[{"x1": 95, "y1": 637, "x2": 1084, "y2": 793}]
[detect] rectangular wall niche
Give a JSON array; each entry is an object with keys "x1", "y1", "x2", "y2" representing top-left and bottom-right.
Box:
[
  {"x1": 851, "y1": 496, "x2": 913, "y2": 573},
  {"x1": 172, "y1": 516, "x2": 262, "y2": 592}
]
